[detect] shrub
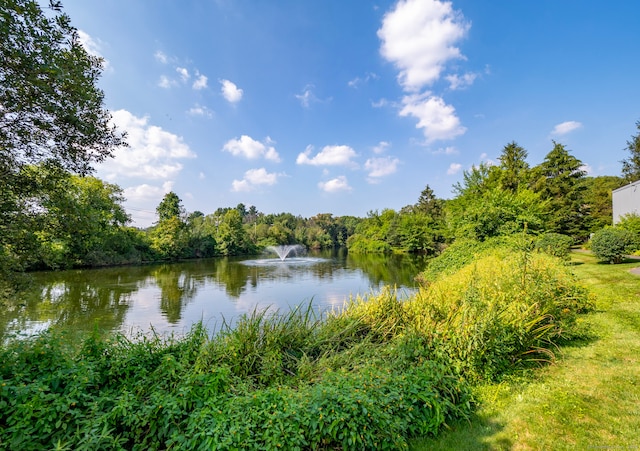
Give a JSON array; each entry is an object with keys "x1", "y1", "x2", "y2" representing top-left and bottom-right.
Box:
[
  {"x1": 616, "y1": 213, "x2": 640, "y2": 252},
  {"x1": 408, "y1": 252, "x2": 593, "y2": 380},
  {"x1": 535, "y1": 233, "x2": 574, "y2": 260},
  {"x1": 590, "y1": 227, "x2": 635, "y2": 263}
]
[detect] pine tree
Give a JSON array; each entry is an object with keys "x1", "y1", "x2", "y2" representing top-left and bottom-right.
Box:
[{"x1": 620, "y1": 120, "x2": 640, "y2": 183}]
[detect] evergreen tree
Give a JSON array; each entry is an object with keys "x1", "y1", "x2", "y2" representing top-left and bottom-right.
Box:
[
  {"x1": 532, "y1": 141, "x2": 587, "y2": 240},
  {"x1": 497, "y1": 141, "x2": 530, "y2": 192},
  {"x1": 620, "y1": 120, "x2": 640, "y2": 183},
  {"x1": 415, "y1": 184, "x2": 443, "y2": 218}
]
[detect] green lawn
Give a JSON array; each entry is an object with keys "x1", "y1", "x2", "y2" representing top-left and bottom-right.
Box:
[{"x1": 411, "y1": 252, "x2": 640, "y2": 450}]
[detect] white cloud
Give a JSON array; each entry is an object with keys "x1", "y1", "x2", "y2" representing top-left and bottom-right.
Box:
[
  {"x1": 551, "y1": 121, "x2": 583, "y2": 136},
  {"x1": 154, "y1": 50, "x2": 168, "y2": 64},
  {"x1": 77, "y1": 30, "x2": 110, "y2": 70},
  {"x1": 318, "y1": 176, "x2": 352, "y2": 193},
  {"x1": 101, "y1": 110, "x2": 196, "y2": 180},
  {"x1": 220, "y1": 79, "x2": 243, "y2": 103},
  {"x1": 122, "y1": 181, "x2": 174, "y2": 228},
  {"x1": 447, "y1": 163, "x2": 462, "y2": 175},
  {"x1": 124, "y1": 181, "x2": 174, "y2": 204},
  {"x1": 232, "y1": 168, "x2": 280, "y2": 192},
  {"x1": 348, "y1": 72, "x2": 379, "y2": 88},
  {"x1": 295, "y1": 86, "x2": 317, "y2": 108},
  {"x1": 193, "y1": 73, "x2": 208, "y2": 90},
  {"x1": 400, "y1": 93, "x2": 466, "y2": 142},
  {"x1": 446, "y1": 72, "x2": 477, "y2": 90},
  {"x1": 580, "y1": 163, "x2": 592, "y2": 175},
  {"x1": 378, "y1": 0, "x2": 470, "y2": 91},
  {"x1": 222, "y1": 135, "x2": 280, "y2": 162},
  {"x1": 297, "y1": 145, "x2": 358, "y2": 168},
  {"x1": 176, "y1": 67, "x2": 190, "y2": 82},
  {"x1": 433, "y1": 146, "x2": 458, "y2": 155},
  {"x1": 372, "y1": 141, "x2": 391, "y2": 154},
  {"x1": 158, "y1": 75, "x2": 177, "y2": 89},
  {"x1": 187, "y1": 104, "x2": 213, "y2": 118},
  {"x1": 371, "y1": 98, "x2": 389, "y2": 108},
  {"x1": 365, "y1": 156, "x2": 400, "y2": 182}
]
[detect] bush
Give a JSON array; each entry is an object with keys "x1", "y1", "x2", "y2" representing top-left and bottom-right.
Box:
[
  {"x1": 408, "y1": 251, "x2": 593, "y2": 380},
  {"x1": 590, "y1": 227, "x2": 635, "y2": 263},
  {"x1": 534, "y1": 233, "x2": 574, "y2": 260},
  {"x1": 616, "y1": 214, "x2": 640, "y2": 253}
]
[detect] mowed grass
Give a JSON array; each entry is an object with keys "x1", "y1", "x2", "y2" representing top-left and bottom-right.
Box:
[{"x1": 411, "y1": 252, "x2": 640, "y2": 450}]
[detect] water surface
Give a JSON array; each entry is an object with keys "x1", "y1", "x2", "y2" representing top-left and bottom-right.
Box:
[{"x1": 2, "y1": 249, "x2": 427, "y2": 338}]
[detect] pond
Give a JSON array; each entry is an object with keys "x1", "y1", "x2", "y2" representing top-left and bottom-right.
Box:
[{"x1": 2, "y1": 249, "x2": 428, "y2": 339}]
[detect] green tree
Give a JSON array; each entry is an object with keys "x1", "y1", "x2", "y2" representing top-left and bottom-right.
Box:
[
  {"x1": 156, "y1": 192, "x2": 184, "y2": 222},
  {"x1": 531, "y1": 141, "x2": 587, "y2": 240},
  {"x1": 447, "y1": 186, "x2": 546, "y2": 241},
  {"x1": 217, "y1": 209, "x2": 251, "y2": 256},
  {"x1": 496, "y1": 141, "x2": 530, "y2": 192},
  {"x1": 415, "y1": 185, "x2": 443, "y2": 218},
  {"x1": 581, "y1": 176, "x2": 625, "y2": 232},
  {"x1": 1, "y1": 0, "x2": 124, "y2": 175},
  {"x1": 37, "y1": 174, "x2": 132, "y2": 267},
  {"x1": 150, "y1": 192, "x2": 188, "y2": 259},
  {"x1": 620, "y1": 120, "x2": 640, "y2": 183},
  {"x1": 1, "y1": 0, "x2": 125, "y2": 279}
]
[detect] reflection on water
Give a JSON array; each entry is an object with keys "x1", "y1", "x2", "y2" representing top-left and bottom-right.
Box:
[{"x1": 1, "y1": 249, "x2": 428, "y2": 338}]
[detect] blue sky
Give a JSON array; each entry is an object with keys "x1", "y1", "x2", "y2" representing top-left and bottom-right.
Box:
[{"x1": 60, "y1": 0, "x2": 640, "y2": 227}]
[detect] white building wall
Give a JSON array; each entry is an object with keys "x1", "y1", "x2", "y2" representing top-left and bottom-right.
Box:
[{"x1": 612, "y1": 180, "x2": 640, "y2": 224}]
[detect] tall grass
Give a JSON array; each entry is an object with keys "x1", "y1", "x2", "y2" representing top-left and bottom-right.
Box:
[
  {"x1": 408, "y1": 252, "x2": 593, "y2": 380},
  {"x1": 0, "y1": 247, "x2": 593, "y2": 450}
]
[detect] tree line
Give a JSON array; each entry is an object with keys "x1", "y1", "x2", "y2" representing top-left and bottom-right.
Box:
[{"x1": 3, "y1": 0, "x2": 640, "y2": 288}]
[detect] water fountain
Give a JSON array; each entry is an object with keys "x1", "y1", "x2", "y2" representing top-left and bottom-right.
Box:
[
  {"x1": 241, "y1": 244, "x2": 325, "y2": 267},
  {"x1": 266, "y1": 244, "x2": 305, "y2": 261}
]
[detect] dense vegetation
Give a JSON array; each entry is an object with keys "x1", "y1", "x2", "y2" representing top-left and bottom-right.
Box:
[
  {"x1": 0, "y1": 241, "x2": 593, "y2": 449},
  {"x1": 3, "y1": 1, "x2": 640, "y2": 449}
]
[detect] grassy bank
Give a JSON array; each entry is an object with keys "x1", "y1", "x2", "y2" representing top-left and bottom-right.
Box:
[
  {"x1": 0, "y1": 248, "x2": 593, "y2": 450},
  {"x1": 411, "y1": 251, "x2": 640, "y2": 450}
]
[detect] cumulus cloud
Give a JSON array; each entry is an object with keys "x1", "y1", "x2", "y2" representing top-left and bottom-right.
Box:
[
  {"x1": 400, "y1": 93, "x2": 466, "y2": 142},
  {"x1": 187, "y1": 104, "x2": 213, "y2": 118},
  {"x1": 124, "y1": 181, "x2": 174, "y2": 204},
  {"x1": 220, "y1": 79, "x2": 243, "y2": 103},
  {"x1": 77, "y1": 30, "x2": 110, "y2": 70},
  {"x1": 446, "y1": 72, "x2": 477, "y2": 90},
  {"x1": 193, "y1": 73, "x2": 208, "y2": 90},
  {"x1": 101, "y1": 109, "x2": 196, "y2": 180},
  {"x1": 318, "y1": 176, "x2": 352, "y2": 193},
  {"x1": 378, "y1": 0, "x2": 470, "y2": 91},
  {"x1": 296, "y1": 145, "x2": 358, "y2": 168},
  {"x1": 158, "y1": 75, "x2": 176, "y2": 89},
  {"x1": 372, "y1": 141, "x2": 391, "y2": 154},
  {"x1": 447, "y1": 162, "x2": 462, "y2": 175},
  {"x1": 551, "y1": 121, "x2": 583, "y2": 136},
  {"x1": 154, "y1": 50, "x2": 168, "y2": 64},
  {"x1": 231, "y1": 168, "x2": 280, "y2": 192},
  {"x1": 222, "y1": 135, "x2": 280, "y2": 162},
  {"x1": 365, "y1": 156, "x2": 400, "y2": 183},
  {"x1": 122, "y1": 181, "x2": 174, "y2": 227},
  {"x1": 176, "y1": 67, "x2": 190, "y2": 82}
]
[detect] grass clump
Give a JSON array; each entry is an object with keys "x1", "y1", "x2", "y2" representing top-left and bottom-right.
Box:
[
  {"x1": 410, "y1": 251, "x2": 593, "y2": 381},
  {"x1": 0, "y1": 245, "x2": 593, "y2": 450}
]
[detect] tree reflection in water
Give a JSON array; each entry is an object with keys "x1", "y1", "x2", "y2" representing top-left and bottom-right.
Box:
[{"x1": 2, "y1": 249, "x2": 428, "y2": 338}]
